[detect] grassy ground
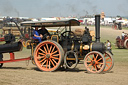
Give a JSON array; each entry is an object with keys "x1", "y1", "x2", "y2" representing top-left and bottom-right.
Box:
[{"x1": 0, "y1": 26, "x2": 128, "y2": 85}]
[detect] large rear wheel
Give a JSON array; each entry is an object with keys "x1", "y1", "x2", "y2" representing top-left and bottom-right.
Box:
[
  {"x1": 84, "y1": 51, "x2": 106, "y2": 73},
  {"x1": 34, "y1": 40, "x2": 64, "y2": 72},
  {"x1": 103, "y1": 51, "x2": 114, "y2": 72}
]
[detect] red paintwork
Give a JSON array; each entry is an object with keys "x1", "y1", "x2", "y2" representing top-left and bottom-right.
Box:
[
  {"x1": 78, "y1": 20, "x2": 83, "y2": 23},
  {"x1": 0, "y1": 37, "x2": 5, "y2": 41},
  {"x1": 112, "y1": 25, "x2": 117, "y2": 30},
  {"x1": 116, "y1": 36, "x2": 128, "y2": 48},
  {"x1": 0, "y1": 52, "x2": 31, "y2": 63}
]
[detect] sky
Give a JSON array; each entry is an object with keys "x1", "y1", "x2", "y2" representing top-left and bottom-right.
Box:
[{"x1": 0, "y1": 0, "x2": 128, "y2": 18}]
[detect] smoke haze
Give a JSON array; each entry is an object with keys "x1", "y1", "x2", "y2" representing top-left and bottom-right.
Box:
[{"x1": 0, "y1": 0, "x2": 128, "y2": 18}]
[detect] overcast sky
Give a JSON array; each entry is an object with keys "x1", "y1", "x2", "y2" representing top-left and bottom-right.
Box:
[{"x1": 0, "y1": 0, "x2": 128, "y2": 18}]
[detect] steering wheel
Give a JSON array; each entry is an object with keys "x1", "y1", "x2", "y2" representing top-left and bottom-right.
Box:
[
  {"x1": 61, "y1": 31, "x2": 76, "y2": 40},
  {"x1": 42, "y1": 34, "x2": 50, "y2": 40}
]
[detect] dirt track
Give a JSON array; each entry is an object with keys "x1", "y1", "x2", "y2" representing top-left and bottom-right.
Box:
[{"x1": 0, "y1": 26, "x2": 128, "y2": 85}]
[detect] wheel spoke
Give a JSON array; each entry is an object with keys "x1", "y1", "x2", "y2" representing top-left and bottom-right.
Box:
[
  {"x1": 51, "y1": 56, "x2": 59, "y2": 60},
  {"x1": 87, "y1": 63, "x2": 92, "y2": 67},
  {"x1": 106, "y1": 57, "x2": 110, "y2": 61},
  {"x1": 52, "y1": 50, "x2": 58, "y2": 54},
  {"x1": 50, "y1": 59, "x2": 55, "y2": 66},
  {"x1": 49, "y1": 45, "x2": 52, "y2": 53},
  {"x1": 88, "y1": 56, "x2": 92, "y2": 61},
  {"x1": 46, "y1": 44, "x2": 50, "y2": 53},
  {"x1": 104, "y1": 53, "x2": 107, "y2": 57},
  {"x1": 39, "y1": 48, "x2": 46, "y2": 54},
  {"x1": 37, "y1": 56, "x2": 45, "y2": 59},
  {"x1": 93, "y1": 54, "x2": 96, "y2": 60},
  {"x1": 91, "y1": 66, "x2": 94, "y2": 71},
  {"x1": 86, "y1": 61, "x2": 91, "y2": 63},
  {"x1": 95, "y1": 65, "x2": 97, "y2": 71},
  {"x1": 106, "y1": 62, "x2": 112, "y2": 64},
  {"x1": 52, "y1": 54, "x2": 59, "y2": 57},
  {"x1": 97, "y1": 65, "x2": 101, "y2": 69},
  {"x1": 38, "y1": 52, "x2": 45, "y2": 56},
  {"x1": 39, "y1": 57, "x2": 46, "y2": 63},
  {"x1": 97, "y1": 58, "x2": 102, "y2": 62},
  {"x1": 95, "y1": 54, "x2": 98, "y2": 60},
  {"x1": 106, "y1": 64, "x2": 109, "y2": 68},
  {"x1": 98, "y1": 63, "x2": 103, "y2": 65},
  {"x1": 41, "y1": 60, "x2": 47, "y2": 66},
  {"x1": 52, "y1": 59, "x2": 57, "y2": 64},
  {"x1": 43, "y1": 46, "x2": 47, "y2": 53},
  {"x1": 49, "y1": 61, "x2": 51, "y2": 69},
  {"x1": 46, "y1": 59, "x2": 48, "y2": 68},
  {"x1": 51, "y1": 46, "x2": 55, "y2": 53}
]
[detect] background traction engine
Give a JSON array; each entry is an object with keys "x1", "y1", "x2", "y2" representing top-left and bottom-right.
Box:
[
  {"x1": 33, "y1": 15, "x2": 114, "y2": 73},
  {"x1": 116, "y1": 34, "x2": 128, "y2": 49},
  {"x1": 0, "y1": 33, "x2": 30, "y2": 68}
]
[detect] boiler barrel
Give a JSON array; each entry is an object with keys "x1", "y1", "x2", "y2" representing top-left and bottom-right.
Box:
[
  {"x1": 0, "y1": 42, "x2": 23, "y2": 53},
  {"x1": 91, "y1": 42, "x2": 106, "y2": 53}
]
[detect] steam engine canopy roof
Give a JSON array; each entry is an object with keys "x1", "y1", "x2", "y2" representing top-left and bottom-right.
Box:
[{"x1": 21, "y1": 19, "x2": 80, "y2": 27}]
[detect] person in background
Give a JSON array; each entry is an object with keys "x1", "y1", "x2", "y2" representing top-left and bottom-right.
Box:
[
  {"x1": 33, "y1": 27, "x2": 43, "y2": 42},
  {"x1": 85, "y1": 19, "x2": 87, "y2": 27},
  {"x1": 106, "y1": 40, "x2": 113, "y2": 55},
  {"x1": 38, "y1": 26, "x2": 50, "y2": 41}
]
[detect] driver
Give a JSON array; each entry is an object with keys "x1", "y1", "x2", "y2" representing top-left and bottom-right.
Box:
[
  {"x1": 121, "y1": 32, "x2": 125, "y2": 40},
  {"x1": 33, "y1": 27, "x2": 43, "y2": 42},
  {"x1": 38, "y1": 26, "x2": 50, "y2": 41}
]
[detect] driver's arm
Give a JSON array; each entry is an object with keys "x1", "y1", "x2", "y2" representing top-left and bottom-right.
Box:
[{"x1": 34, "y1": 34, "x2": 43, "y2": 38}]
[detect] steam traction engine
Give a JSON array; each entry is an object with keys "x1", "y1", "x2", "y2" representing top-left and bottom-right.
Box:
[
  {"x1": 116, "y1": 33, "x2": 128, "y2": 49},
  {"x1": 0, "y1": 15, "x2": 114, "y2": 73}
]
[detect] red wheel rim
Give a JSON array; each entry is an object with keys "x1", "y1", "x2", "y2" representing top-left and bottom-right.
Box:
[
  {"x1": 85, "y1": 52, "x2": 105, "y2": 73},
  {"x1": 34, "y1": 41, "x2": 61, "y2": 71},
  {"x1": 104, "y1": 52, "x2": 113, "y2": 72}
]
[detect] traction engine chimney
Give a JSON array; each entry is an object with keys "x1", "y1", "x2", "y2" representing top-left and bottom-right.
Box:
[{"x1": 95, "y1": 15, "x2": 100, "y2": 42}]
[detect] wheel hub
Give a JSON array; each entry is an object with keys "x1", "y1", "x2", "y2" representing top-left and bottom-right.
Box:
[
  {"x1": 46, "y1": 54, "x2": 50, "y2": 58},
  {"x1": 92, "y1": 61, "x2": 95, "y2": 65},
  {"x1": 92, "y1": 60, "x2": 99, "y2": 65}
]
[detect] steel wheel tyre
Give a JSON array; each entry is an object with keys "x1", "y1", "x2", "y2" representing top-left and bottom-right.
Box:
[
  {"x1": 34, "y1": 40, "x2": 64, "y2": 72},
  {"x1": 84, "y1": 51, "x2": 106, "y2": 73},
  {"x1": 64, "y1": 51, "x2": 78, "y2": 69},
  {"x1": 0, "y1": 53, "x2": 3, "y2": 68},
  {"x1": 124, "y1": 39, "x2": 128, "y2": 49},
  {"x1": 104, "y1": 51, "x2": 114, "y2": 72}
]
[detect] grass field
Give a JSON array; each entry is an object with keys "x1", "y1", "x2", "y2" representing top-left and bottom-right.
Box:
[{"x1": 0, "y1": 26, "x2": 128, "y2": 85}]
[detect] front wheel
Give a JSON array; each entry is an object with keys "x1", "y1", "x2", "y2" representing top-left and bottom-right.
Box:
[
  {"x1": 84, "y1": 51, "x2": 106, "y2": 73},
  {"x1": 34, "y1": 40, "x2": 64, "y2": 72},
  {"x1": 103, "y1": 51, "x2": 114, "y2": 72}
]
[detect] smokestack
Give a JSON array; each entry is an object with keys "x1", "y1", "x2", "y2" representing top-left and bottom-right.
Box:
[{"x1": 95, "y1": 15, "x2": 100, "y2": 42}]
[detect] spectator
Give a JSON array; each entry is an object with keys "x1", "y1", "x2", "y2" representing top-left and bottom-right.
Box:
[{"x1": 106, "y1": 40, "x2": 113, "y2": 55}]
